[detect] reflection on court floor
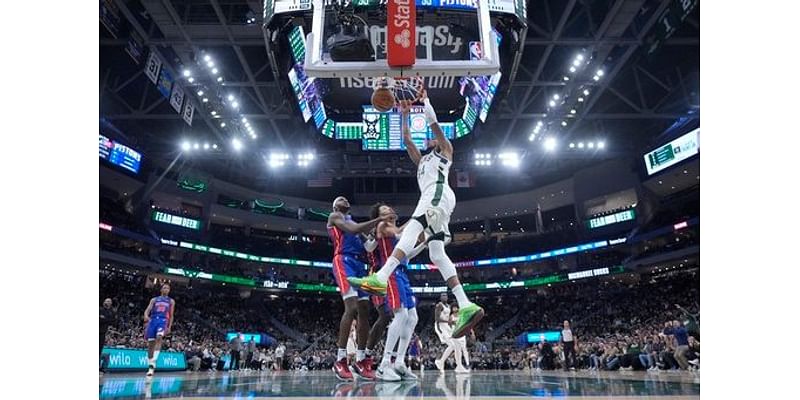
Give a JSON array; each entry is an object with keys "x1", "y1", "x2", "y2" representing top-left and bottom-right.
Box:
[{"x1": 100, "y1": 369, "x2": 700, "y2": 399}]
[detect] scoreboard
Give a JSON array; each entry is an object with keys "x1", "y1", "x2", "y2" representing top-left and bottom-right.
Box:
[
  {"x1": 643, "y1": 127, "x2": 700, "y2": 176},
  {"x1": 99, "y1": 134, "x2": 141, "y2": 174}
]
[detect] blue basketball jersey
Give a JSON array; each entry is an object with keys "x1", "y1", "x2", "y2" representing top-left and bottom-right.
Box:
[{"x1": 149, "y1": 295, "x2": 172, "y2": 320}]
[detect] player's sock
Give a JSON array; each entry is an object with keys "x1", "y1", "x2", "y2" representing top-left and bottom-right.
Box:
[
  {"x1": 152, "y1": 351, "x2": 160, "y2": 361},
  {"x1": 376, "y1": 257, "x2": 401, "y2": 283},
  {"x1": 337, "y1": 348, "x2": 347, "y2": 362},
  {"x1": 396, "y1": 308, "x2": 418, "y2": 363},
  {"x1": 356, "y1": 350, "x2": 366, "y2": 362},
  {"x1": 383, "y1": 310, "x2": 406, "y2": 363},
  {"x1": 451, "y1": 284, "x2": 472, "y2": 308}
]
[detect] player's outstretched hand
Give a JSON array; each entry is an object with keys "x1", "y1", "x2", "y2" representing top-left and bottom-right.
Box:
[{"x1": 398, "y1": 100, "x2": 412, "y2": 115}]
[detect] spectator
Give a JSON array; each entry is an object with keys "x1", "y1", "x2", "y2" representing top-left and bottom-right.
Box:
[
  {"x1": 99, "y1": 298, "x2": 117, "y2": 372},
  {"x1": 230, "y1": 335, "x2": 242, "y2": 371},
  {"x1": 664, "y1": 320, "x2": 690, "y2": 370}
]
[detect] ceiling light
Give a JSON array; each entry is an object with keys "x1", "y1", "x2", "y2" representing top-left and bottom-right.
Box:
[
  {"x1": 588, "y1": 142, "x2": 594, "y2": 148},
  {"x1": 212, "y1": 144, "x2": 218, "y2": 149},
  {"x1": 203, "y1": 55, "x2": 211, "y2": 62},
  {"x1": 572, "y1": 59, "x2": 580, "y2": 67},
  {"x1": 578, "y1": 142, "x2": 584, "y2": 148},
  {"x1": 553, "y1": 94, "x2": 560, "y2": 100},
  {"x1": 220, "y1": 122, "x2": 226, "y2": 127},
  {"x1": 212, "y1": 68, "x2": 219, "y2": 75},
  {"x1": 569, "y1": 66, "x2": 576, "y2": 73},
  {"x1": 197, "y1": 90, "x2": 204, "y2": 96},
  {"x1": 583, "y1": 89, "x2": 590, "y2": 96},
  {"x1": 210, "y1": 110, "x2": 217, "y2": 116},
  {"x1": 529, "y1": 134, "x2": 536, "y2": 142},
  {"x1": 183, "y1": 69, "x2": 191, "y2": 77},
  {"x1": 593, "y1": 75, "x2": 600, "y2": 81},
  {"x1": 597, "y1": 141, "x2": 605, "y2": 149},
  {"x1": 232, "y1": 101, "x2": 239, "y2": 108},
  {"x1": 544, "y1": 137, "x2": 557, "y2": 151},
  {"x1": 202, "y1": 98, "x2": 209, "y2": 103},
  {"x1": 181, "y1": 141, "x2": 190, "y2": 151},
  {"x1": 570, "y1": 109, "x2": 576, "y2": 114},
  {"x1": 227, "y1": 95, "x2": 234, "y2": 101},
  {"x1": 187, "y1": 77, "x2": 194, "y2": 83},
  {"x1": 203, "y1": 143, "x2": 210, "y2": 150},
  {"x1": 563, "y1": 76, "x2": 569, "y2": 81},
  {"x1": 577, "y1": 54, "x2": 585, "y2": 61},
  {"x1": 232, "y1": 138, "x2": 243, "y2": 151},
  {"x1": 217, "y1": 77, "x2": 223, "y2": 82},
  {"x1": 549, "y1": 100, "x2": 556, "y2": 107},
  {"x1": 577, "y1": 97, "x2": 584, "y2": 102},
  {"x1": 193, "y1": 143, "x2": 200, "y2": 150},
  {"x1": 597, "y1": 69, "x2": 605, "y2": 77},
  {"x1": 561, "y1": 121, "x2": 567, "y2": 126},
  {"x1": 242, "y1": 117, "x2": 247, "y2": 123},
  {"x1": 569, "y1": 143, "x2": 575, "y2": 148}
]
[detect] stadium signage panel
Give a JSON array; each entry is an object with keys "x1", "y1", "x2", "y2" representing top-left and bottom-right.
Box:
[
  {"x1": 587, "y1": 209, "x2": 636, "y2": 229},
  {"x1": 99, "y1": 223, "x2": 113, "y2": 231},
  {"x1": 525, "y1": 331, "x2": 561, "y2": 343},
  {"x1": 152, "y1": 211, "x2": 202, "y2": 230},
  {"x1": 160, "y1": 238, "x2": 179, "y2": 246},
  {"x1": 100, "y1": 376, "x2": 183, "y2": 398},
  {"x1": 673, "y1": 221, "x2": 688, "y2": 230},
  {"x1": 643, "y1": 127, "x2": 699, "y2": 175},
  {"x1": 101, "y1": 348, "x2": 186, "y2": 371},
  {"x1": 99, "y1": 134, "x2": 142, "y2": 174},
  {"x1": 267, "y1": 0, "x2": 518, "y2": 18},
  {"x1": 226, "y1": 332, "x2": 263, "y2": 344},
  {"x1": 608, "y1": 237, "x2": 627, "y2": 245}
]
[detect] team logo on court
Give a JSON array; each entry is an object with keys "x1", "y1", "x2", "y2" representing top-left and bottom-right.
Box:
[{"x1": 394, "y1": 29, "x2": 412, "y2": 48}]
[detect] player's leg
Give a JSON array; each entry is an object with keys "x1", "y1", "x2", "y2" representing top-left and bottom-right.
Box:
[
  {"x1": 394, "y1": 307, "x2": 419, "y2": 379},
  {"x1": 455, "y1": 338, "x2": 469, "y2": 373},
  {"x1": 437, "y1": 338, "x2": 456, "y2": 371},
  {"x1": 426, "y1": 205, "x2": 484, "y2": 338},
  {"x1": 366, "y1": 298, "x2": 391, "y2": 361},
  {"x1": 376, "y1": 277, "x2": 405, "y2": 381},
  {"x1": 348, "y1": 219, "x2": 425, "y2": 295}
]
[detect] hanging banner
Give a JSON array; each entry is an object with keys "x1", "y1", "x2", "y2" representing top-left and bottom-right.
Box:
[
  {"x1": 170, "y1": 85, "x2": 185, "y2": 113},
  {"x1": 125, "y1": 30, "x2": 145, "y2": 65},
  {"x1": 182, "y1": 102, "x2": 195, "y2": 126},
  {"x1": 145, "y1": 51, "x2": 162, "y2": 84},
  {"x1": 157, "y1": 68, "x2": 174, "y2": 99}
]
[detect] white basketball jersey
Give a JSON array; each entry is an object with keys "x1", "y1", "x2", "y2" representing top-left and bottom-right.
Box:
[
  {"x1": 438, "y1": 302, "x2": 451, "y2": 322},
  {"x1": 417, "y1": 150, "x2": 451, "y2": 194}
]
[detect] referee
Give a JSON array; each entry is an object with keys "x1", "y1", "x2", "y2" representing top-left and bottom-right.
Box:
[
  {"x1": 561, "y1": 320, "x2": 577, "y2": 371},
  {"x1": 99, "y1": 298, "x2": 117, "y2": 371}
]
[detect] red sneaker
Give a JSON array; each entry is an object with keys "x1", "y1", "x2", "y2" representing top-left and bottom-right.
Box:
[
  {"x1": 351, "y1": 359, "x2": 376, "y2": 380},
  {"x1": 333, "y1": 359, "x2": 353, "y2": 381},
  {"x1": 364, "y1": 355, "x2": 375, "y2": 372}
]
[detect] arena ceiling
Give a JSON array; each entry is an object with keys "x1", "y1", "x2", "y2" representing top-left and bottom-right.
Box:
[{"x1": 100, "y1": 0, "x2": 699, "y2": 200}]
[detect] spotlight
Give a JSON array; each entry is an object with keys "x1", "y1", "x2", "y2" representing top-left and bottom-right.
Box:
[
  {"x1": 210, "y1": 110, "x2": 217, "y2": 116},
  {"x1": 197, "y1": 90, "x2": 204, "y2": 96},
  {"x1": 553, "y1": 94, "x2": 560, "y2": 100},
  {"x1": 227, "y1": 95, "x2": 234, "y2": 101},
  {"x1": 203, "y1": 143, "x2": 210, "y2": 150},
  {"x1": 252, "y1": 134, "x2": 257, "y2": 139},
  {"x1": 583, "y1": 89, "x2": 590, "y2": 96},
  {"x1": 202, "y1": 98, "x2": 209, "y2": 103},
  {"x1": 544, "y1": 137, "x2": 557, "y2": 151},
  {"x1": 549, "y1": 100, "x2": 556, "y2": 107},
  {"x1": 181, "y1": 141, "x2": 191, "y2": 151},
  {"x1": 232, "y1": 138, "x2": 243, "y2": 151},
  {"x1": 577, "y1": 54, "x2": 584, "y2": 61},
  {"x1": 561, "y1": 121, "x2": 567, "y2": 126},
  {"x1": 570, "y1": 109, "x2": 576, "y2": 114},
  {"x1": 212, "y1": 144, "x2": 218, "y2": 149},
  {"x1": 537, "y1": 121, "x2": 543, "y2": 127},
  {"x1": 183, "y1": 69, "x2": 191, "y2": 77},
  {"x1": 193, "y1": 143, "x2": 200, "y2": 150},
  {"x1": 569, "y1": 143, "x2": 575, "y2": 148},
  {"x1": 572, "y1": 59, "x2": 580, "y2": 67},
  {"x1": 220, "y1": 122, "x2": 226, "y2": 127},
  {"x1": 187, "y1": 77, "x2": 194, "y2": 83},
  {"x1": 499, "y1": 152, "x2": 520, "y2": 168},
  {"x1": 563, "y1": 76, "x2": 569, "y2": 81},
  {"x1": 203, "y1": 55, "x2": 211, "y2": 62},
  {"x1": 578, "y1": 142, "x2": 584, "y2": 148},
  {"x1": 217, "y1": 76, "x2": 223, "y2": 82},
  {"x1": 569, "y1": 66, "x2": 576, "y2": 73},
  {"x1": 597, "y1": 141, "x2": 605, "y2": 149},
  {"x1": 597, "y1": 69, "x2": 605, "y2": 77},
  {"x1": 588, "y1": 142, "x2": 594, "y2": 148},
  {"x1": 593, "y1": 75, "x2": 600, "y2": 81},
  {"x1": 529, "y1": 134, "x2": 536, "y2": 142},
  {"x1": 577, "y1": 97, "x2": 584, "y2": 102},
  {"x1": 232, "y1": 101, "x2": 239, "y2": 109},
  {"x1": 212, "y1": 68, "x2": 219, "y2": 75}
]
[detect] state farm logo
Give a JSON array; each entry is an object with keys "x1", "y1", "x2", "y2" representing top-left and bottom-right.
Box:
[
  {"x1": 392, "y1": 0, "x2": 413, "y2": 31},
  {"x1": 394, "y1": 29, "x2": 411, "y2": 48}
]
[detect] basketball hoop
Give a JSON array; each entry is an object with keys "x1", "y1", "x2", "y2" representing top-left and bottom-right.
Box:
[{"x1": 370, "y1": 76, "x2": 426, "y2": 112}]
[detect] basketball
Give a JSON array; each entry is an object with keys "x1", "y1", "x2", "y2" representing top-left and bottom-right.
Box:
[{"x1": 371, "y1": 87, "x2": 396, "y2": 112}]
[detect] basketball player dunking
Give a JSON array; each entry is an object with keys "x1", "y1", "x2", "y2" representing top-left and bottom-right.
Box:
[
  {"x1": 327, "y1": 196, "x2": 387, "y2": 380},
  {"x1": 142, "y1": 283, "x2": 175, "y2": 377},
  {"x1": 350, "y1": 93, "x2": 484, "y2": 339}
]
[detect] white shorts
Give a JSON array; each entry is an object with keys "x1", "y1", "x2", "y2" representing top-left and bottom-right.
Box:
[
  {"x1": 413, "y1": 186, "x2": 455, "y2": 237},
  {"x1": 435, "y1": 322, "x2": 453, "y2": 344}
]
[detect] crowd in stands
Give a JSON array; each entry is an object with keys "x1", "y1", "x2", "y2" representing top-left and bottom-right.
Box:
[{"x1": 101, "y1": 266, "x2": 699, "y2": 373}]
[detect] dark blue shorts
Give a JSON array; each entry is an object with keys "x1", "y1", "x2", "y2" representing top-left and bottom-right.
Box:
[
  {"x1": 386, "y1": 267, "x2": 416, "y2": 310},
  {"x1": 145, "y1": 318, "x2": 168, "y2": 340},
  {"x1": 332, "y1": 254, "x2": 369, "y2": 299}
]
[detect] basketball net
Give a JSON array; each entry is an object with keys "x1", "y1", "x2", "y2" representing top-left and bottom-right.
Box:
[{"x1": 374, "y1": 77, "x2": 425, "y2": 104}]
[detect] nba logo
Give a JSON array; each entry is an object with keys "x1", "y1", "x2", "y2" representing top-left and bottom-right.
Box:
[{"x1": 469, "y1": 41, "x2": 483, "y2": 61}]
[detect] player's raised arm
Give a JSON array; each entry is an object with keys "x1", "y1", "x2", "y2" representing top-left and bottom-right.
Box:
[
  {"x1": 422, "y1": 93, "x2": 453, "y2": 159},
  {"x1": 400, "y1": 101, "x2": 421, "y2": 165},
  {"x1": 328, "y1": 211, "x2": 385, "y2": 235}
]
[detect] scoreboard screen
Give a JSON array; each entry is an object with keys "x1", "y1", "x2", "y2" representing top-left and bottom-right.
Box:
[
  {"x1": 99, "y1": 134, "x2": 142, "y2": 174},
  {"x1": 359, "y1": 106, "x2": 454, "y2": 151},
  {"x1": 644, "y1": 128, "x2": 700, "y2": 175}
]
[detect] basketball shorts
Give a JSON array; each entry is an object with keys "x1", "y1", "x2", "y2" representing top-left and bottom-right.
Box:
[
  {"x1": 332, "y1": 254, "x2": 369, "y2": 300},
  {"x1": 145, "y1": 318, "x2": 168, "y2": 341},
  {"x1": 386, "y1": 267, "x2": 416, "y2": 311},
  {"x1": 435, "y1": 322, "x2": 453, "y2": 344},
  {"x1": 412, "y1": 186, "x2": 455, "y2": 238}
]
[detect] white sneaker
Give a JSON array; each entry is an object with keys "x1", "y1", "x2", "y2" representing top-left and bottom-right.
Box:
[
  {"x1": 455, "y1": 365, "x2": 470, "y2": 374},
  {"x1": 146, "y1": 365, "x2": 155, "y2": 377},
  {"x1": 394, "y1": 363, "x2": 418, "y2": 380},
  {"x1": 377, "y1": 363, "x2": 402, "y2": 382},
  {"x1": 434, "y1": 359, "x2": 445, "y2": 372}
]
